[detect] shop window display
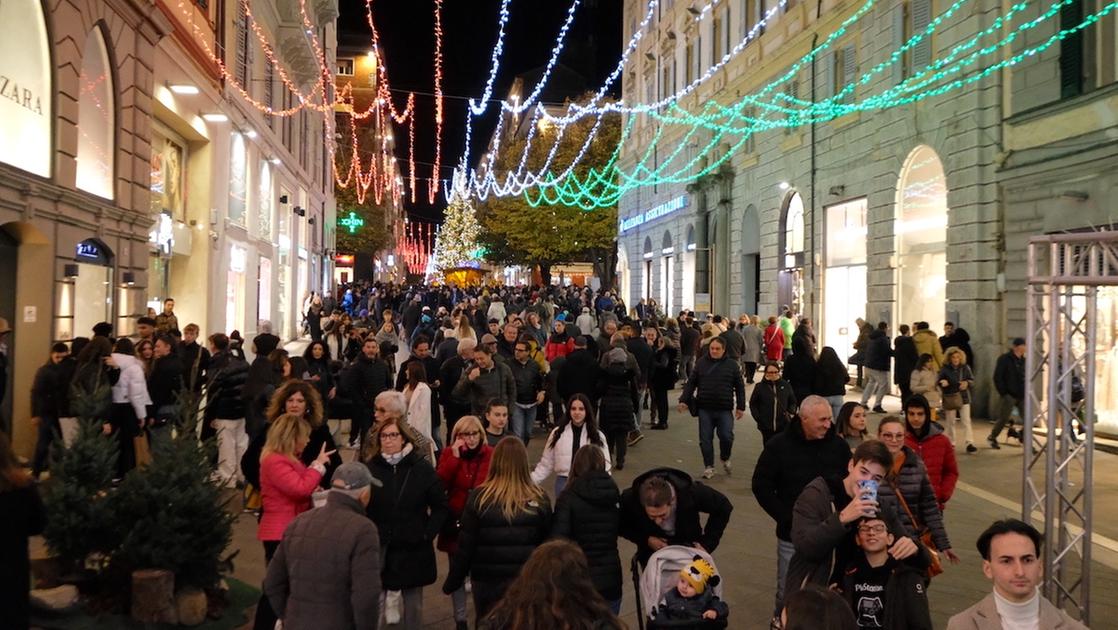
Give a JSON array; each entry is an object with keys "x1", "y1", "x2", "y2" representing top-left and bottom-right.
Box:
[{"x1": 895, "y1": 145, "x2": 948, "y2": 330}]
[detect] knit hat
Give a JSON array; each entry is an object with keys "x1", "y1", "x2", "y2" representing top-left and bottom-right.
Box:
[{"x1": 680, "y1": 556, "x2": 719, "y2": 594}]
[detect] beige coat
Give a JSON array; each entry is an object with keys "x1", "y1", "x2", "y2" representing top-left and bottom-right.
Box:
[
  {"x1": 946, "y1": 593, "x2": 1089, "y2": 630},
  {"x1": 912, "y1": 330, "x2": 945, "y2": 370},
  {"x1": 910, "y1": 367, "x2": 942, "y2": 407}
]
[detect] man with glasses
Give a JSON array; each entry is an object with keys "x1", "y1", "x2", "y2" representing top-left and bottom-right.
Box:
[
  {"x1": 508, "y1": 340, "x2": 546, "y2": 444},
  {"x1": 840, "y1": 515, "x2": 933, "y2": 630},
  {"x1": 752, "y1": 395, "x2": 852, "y2": 629},
  {"x1": 452, "y1": 344, "x2": 516, "y2": 418},
  {"x1": 785, "y1": 440, "x2": 922, "y2": 605}
]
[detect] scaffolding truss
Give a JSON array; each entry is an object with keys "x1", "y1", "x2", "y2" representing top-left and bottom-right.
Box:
[{"x1": 1022, "y1": 232, "x2": 1117, "y2": 624}]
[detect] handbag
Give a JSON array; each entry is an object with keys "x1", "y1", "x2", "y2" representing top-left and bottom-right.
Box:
[
  {"x1": 895, "y1": 486, "x2": 944, "y2": 578},
  {"x1": 942, "y1": 392, "x2": 964, "y2": 411},
  {"x1": 133, "y1": 432, "x2": 153, "y2": 468}
]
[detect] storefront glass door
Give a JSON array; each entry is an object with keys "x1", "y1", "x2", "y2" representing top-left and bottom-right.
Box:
[{"x1": 823, "y1": 199, "x2": 868, "y2": 362}]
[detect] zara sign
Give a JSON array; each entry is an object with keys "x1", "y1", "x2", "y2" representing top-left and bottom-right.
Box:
[{"x1": 0, "y1": 2, "x2": 52, "y2": 178}]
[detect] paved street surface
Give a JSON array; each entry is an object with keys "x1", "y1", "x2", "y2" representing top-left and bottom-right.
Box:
[{"x1": 228, "y1": 372, "x2": 1118, "y2": 629}]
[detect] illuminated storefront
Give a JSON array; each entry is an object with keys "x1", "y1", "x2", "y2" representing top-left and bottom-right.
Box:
[
  {"x1": 895, "y1": 145, "x2": 948, "y2": 330},
  {"x1": 54, "y1": 239, "x2": 114, "y2": 343},
  {"x1": 822, "y1": 199, "x2": 868, "y2": 363}
]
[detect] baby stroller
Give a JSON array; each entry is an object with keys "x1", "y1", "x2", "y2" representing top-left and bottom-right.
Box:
[{"x1": 633, "y1": 546, "x2": 729, "y2": 630}]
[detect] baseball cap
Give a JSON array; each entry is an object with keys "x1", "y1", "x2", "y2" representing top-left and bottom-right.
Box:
[{"x1": 331, "y1": 462, "x2": 381, "y2": 490}]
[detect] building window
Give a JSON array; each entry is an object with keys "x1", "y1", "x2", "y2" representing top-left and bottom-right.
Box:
[
  {"x1": 895, "y1": 0, "x2": 932, "y2": 82},
  {"x1": 229, "y1": 132, "x2": 248, "y2": 226},
  {"x1": 300, "y1": 111, "x2": 309, "y2": 170},
  {"x1": 784, "y1": 74, "x2": 799, "y2": 134},
  {"x1": 0, "y1": 0, "x2": 52, "y2": 177},
  {"x1": 686, "y1": 41, "x2": 695, "y2": 84},
  {"x1": 282, "y1": 90, "x2": 293, "y2": 151},
  {"x1": 336, "y1": 58, "x2": 354, "y2": 76},
  {"x1": 258, "y1": 161, "x2": 272, "y2": 239},
  {"x1": 713, "y1": 13, "x2": 724, "y2": 63},
  {"x1": 150, "y1": 128, "x2": 186, "y2": 221},
  {"x1": 264, "y1": 59, "x2": 275, "y2": 131},
  {"x1": 76, "y1": 27, "x2": 115, "y2": 199},
  {"x1": 1059, "y1": 0, "x2": 1115, "y2": 97}
]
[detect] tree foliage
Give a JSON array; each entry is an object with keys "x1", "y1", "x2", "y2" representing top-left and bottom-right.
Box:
[
  {"x1": 476, "y1": 95, "x2": 619, "y2": 284},
  {"x1": 434, "y1": 194, "x2": 482, "y2": 271}
]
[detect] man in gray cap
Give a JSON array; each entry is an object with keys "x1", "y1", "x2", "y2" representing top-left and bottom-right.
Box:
[{"x1": 265, "y1": 462, "x2": 383, "y2": 630}]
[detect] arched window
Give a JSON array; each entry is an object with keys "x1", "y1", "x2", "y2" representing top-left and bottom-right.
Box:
[
  {"x1": 0, "y1": 1, "x2": 52, "y2": 177},
  {"x1": 779, "y1": 192, "x2": 806, "y2": 313},
  {"x1": 643, "y1": 236, "x2": 654, "y2": 301},
  {"x1": 895, "y1": 145, "x2": 948, "y2": 329},
  {"x1": 76, "y1": 27, "x2": 115, "y2": 198},
  {"x1": 784, "y1": 192, "x2": 805, "y2": 267},
  {"x1": 661, "y1": 231, "x2": 675, "y2": 315}
]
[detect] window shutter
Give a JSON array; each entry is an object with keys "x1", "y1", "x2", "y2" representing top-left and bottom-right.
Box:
[
  {"x1": 264, "y1": 60, "x2": 275, "y2": 129},
  {"x1": 843, "y1": 44, "x2": 857, "y2": 102},
  {"x1": 235, "y1": 3, "x2": 248, "y2": 88},
  {"x1": 910, "y1": 0, "x2": 933, "y2": 71},
  {"x1": 892, "y1": 1, "x2": 907, "y2": 84},
  {"x1": 1059, "y1": 0, "x2": 1085, "y2": 98},
  {"x1": 823, "y1": 52, "x2": 836, "y2": 100}
]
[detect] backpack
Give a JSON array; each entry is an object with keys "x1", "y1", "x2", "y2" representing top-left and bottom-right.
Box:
[{"x1": 70, "y1": 362, "x2": 112, "y2": 420}]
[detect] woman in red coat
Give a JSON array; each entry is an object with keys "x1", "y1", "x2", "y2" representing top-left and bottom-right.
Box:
[
  {"x1": 763, "y1": 316, "x2": 786, "y2": 362},
  {"x1": 903, "y1": 394, "x2": 959, "y2": 510},
  {"x1": 436, "y1": 415, "x2": 492, "y2": 630},
  {"x1": 544, "y1": 319, "x2": 577, "y2": 362},
  {"x1": 253, "y1": 413, "x2": 334, "y2": 630}
]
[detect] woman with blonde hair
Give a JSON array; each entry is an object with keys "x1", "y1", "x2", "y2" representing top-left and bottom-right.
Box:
[
  {"x1": 938, "y1": 346, "x2": 977, "y2": 453},
  {"x1": 253, "y1": 413, "x2": 334, "y2": 630},
  {"x1": 243, "y1": 380, "x2": 341, "y2": 491},
  {"x1": 1, "y1": 431, "x2": 45, "y2": 630},
  {"x1": 134, "y1": 338, "x2": 155, "y2": 376},
  {"x1": 443, "y1": 437, "x2": 552, "y2": 624},
  {"x1": 450, "y1": 310, "x2": 477, "y2": 344},
  {"x1": 436, "y1": 415, "x2": 492, "y2": 629}
]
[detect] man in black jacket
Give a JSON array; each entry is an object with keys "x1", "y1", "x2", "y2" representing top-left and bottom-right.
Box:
[
  {"x1": 148, "y1": 335, "x2": 184, "y2": 451},
  {"x1": 989, "y1": 338, "x2": 1026, "y2": 449},
  {"x1": 508, "y1": 339, "x2": 545, "y2": 444},
  {"x1": 620, "y1": 467, "x2": 733, "y2": 566},
  {"x1": 751, "y1": 395, "x2": 851, "y2": 624},
  {"x1": 557, "y1": 336, "x2": 601, "y2": 406},
  {"x1": 30, "y1": 342, "x2": 70, "y2": 479},
  {"x1": 893, "y1": 324, "x2": 918, "y2": 403},
  {"x1": 345, "y1": 337, "x2": 393, "y2": 449},
  {"x1": 440, "y1": 338, "x2": 475, "y2": 445},
  {"x1": 859, "y1": 323, "x2": 893, "y2": 413},
  {"x1": 242, "y1": 333, "x2": 281, "y2": 438},
  {"x1": 679, "y1": 315, "x2": 701, "y2": 380},
  {"x1": 177, "y1": 323, "x2": 211, "y2": 394},
  {"x1": 715, "y1": 315, "x2": 745, "y2": 360},
  {"x1": 206, "y1": 333, "x2": 249, "y2": 487}
]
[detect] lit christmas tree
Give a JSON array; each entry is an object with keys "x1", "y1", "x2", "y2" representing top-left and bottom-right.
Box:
[{"x1": 434, "y1": 192, "x2": 482, "y2": 271}]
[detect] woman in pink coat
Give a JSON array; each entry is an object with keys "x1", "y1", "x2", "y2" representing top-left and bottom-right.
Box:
[{"x1": 253, "y1": 413, "x2": 334, "y2": 630}]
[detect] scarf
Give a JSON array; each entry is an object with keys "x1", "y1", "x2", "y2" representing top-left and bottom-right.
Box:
[{"x1": 382, "y1": 442, "x2": 413, "y2": 466}]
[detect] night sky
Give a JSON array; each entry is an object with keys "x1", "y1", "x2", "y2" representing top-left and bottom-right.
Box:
[{"x1": 337, "y1": 0, "x2": 622, "y2": 224}]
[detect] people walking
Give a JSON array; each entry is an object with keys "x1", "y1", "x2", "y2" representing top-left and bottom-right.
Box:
[
  {"x1": 894, "y1": 324, "x2": 919, "y2": 403},
  {"x1": 30, "y1": 343, "x2": 69, "y2": 479},
  {"x1": 741, "y1": 315, "x2": 765, "y2": 384},
  {"x1": 860, "y1": 322, "x2": 893, "y2": 413},
  {"x1": 813, "y1": 346, "x2": 850, "y2": 421},
  {"x1": 938, "y1": 347, "x2": 977, "y2": 453},
  {"x1": 205, "y1": 334, "x2": 250, "y2": 488},
  {"x1": 903, "y1": 394, "x2": 959, "y2": 510},
  {"x1": 749, "y1": 361, "x2": 798, "y2": 445},
  {"x1": 531, "y1": 394, "x2": 611, "y2": 494},
  {"x1": 764, "y1": 316, "x2": 786, "y2": 363},
  {"x1": 990, "y1": 338, "x2": 1027, "y2": 449},
  {"x1": 783, "y1": 337, "x2": 816, "y2": 404},
  {"x1": 678, "y1": 337, "x2": 746, "y2": 479},
  {"x1": 366, "y1": 415, "x2": 449, "y2": 629},
  {"x1": 619, "y1": 467, "x2": 733, "y2": 566},
  {"x1": 443, "y1": 438, "x2": 552, "y2": 624},
  {"x1": 551, "y1": 445, "x2": 623, "y2": 613},
  {"x1": 910, "y1": 353, "x2": 942, "y2": 411}
]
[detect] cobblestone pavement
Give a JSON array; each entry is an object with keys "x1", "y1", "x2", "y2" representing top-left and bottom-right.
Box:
[{"x1": 228, "y1": 378, "x2": 1118, "y2": 629}]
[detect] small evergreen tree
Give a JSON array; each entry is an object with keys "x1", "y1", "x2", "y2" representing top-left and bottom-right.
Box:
[
  {"x1": 42, "y1": 419, "x2": 119, "y2": 573},
  {"x1": 109, "y1": 412, "x2": 235, "y2": 590},
  {"x1": 434, "y1": 193, "x2": 482, "y2": 271}
]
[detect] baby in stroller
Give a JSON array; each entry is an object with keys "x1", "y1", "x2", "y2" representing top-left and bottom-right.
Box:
[{"x1": 657, "y1": 556, "x2": 730, "y2": 623}]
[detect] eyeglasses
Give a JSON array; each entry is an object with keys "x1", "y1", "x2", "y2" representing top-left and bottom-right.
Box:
[
  {"x1": 459, "y1": 431, "x2": 481, "y2": 437},
  {"x1": 379, "y1": 432, "x2": 402, "y2": 440},
  {"x1": 858, "y1": 524, "x2": 887, "y2": 534}
]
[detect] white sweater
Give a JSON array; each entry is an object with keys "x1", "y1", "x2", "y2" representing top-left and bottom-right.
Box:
[
  {"x1": 531, "y1": 424, "x2": 611, "y2": 484},
  {"x1": 405, "y1": 382, "x2": 434, "y2": 444},
  {"x1": 111, "y1": 353, "x2": 151, "y2": 420}
]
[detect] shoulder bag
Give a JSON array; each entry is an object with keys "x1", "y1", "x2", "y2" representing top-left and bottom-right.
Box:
[{"x1": 894, "y1": 485, "x2": 944, "y2": 578}]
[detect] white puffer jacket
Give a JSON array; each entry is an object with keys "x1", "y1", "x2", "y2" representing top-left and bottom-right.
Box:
[
  {"x1": 531, "y1": 423, "x2": 611, "y2": 484},
  {"x1": 111, "y1": 353, "x2": 151, "y2": 420}
]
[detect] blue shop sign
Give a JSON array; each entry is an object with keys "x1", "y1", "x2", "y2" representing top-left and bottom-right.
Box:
[
  {"x1": 619, "y1": 195, "x2": 689, "y2": 233},
  {"x1": 75, "y1": 238, "x2": 113, "y2": 266}
]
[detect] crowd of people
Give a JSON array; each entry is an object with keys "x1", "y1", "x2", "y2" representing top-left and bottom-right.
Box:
[{"x1": 0, "y1": 280, "x2": 1090, "y2": 629}]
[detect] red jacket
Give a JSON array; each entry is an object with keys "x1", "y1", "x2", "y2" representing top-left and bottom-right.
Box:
[
  {"x1": 435, "y1": 443, "x2": 492, "y2": 553},
  {"x1": 545, "y1": 337, "x2": 576, "y2": 362},
  {"x1": 905, "y1": 423, "x2": 958, "y2": 508},
  {"x1": 763, "y1": 325, "x2": 785, "y2": 361},
  {"x1": 258, "y1": 453, "x2": 322, "y2": 541}
]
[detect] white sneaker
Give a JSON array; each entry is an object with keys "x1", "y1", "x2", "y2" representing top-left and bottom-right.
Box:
[
  {"x1": 702, "y1": 467, "x2": 715, "y2": 480},
  {"x1": 722, "y1": 460, "x2": 732, "y2": 475}
]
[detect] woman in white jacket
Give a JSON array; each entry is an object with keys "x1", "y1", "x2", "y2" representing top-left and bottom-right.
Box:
[
  {"x1": 403, "y1": 361, "x2": 437, "y2": 459},
  {"x1": 531, "y1": 394, "x2": 611, "y2": 494},
  {"x1": 108, "y1": 338, "x2": 152, "y2": 478}
]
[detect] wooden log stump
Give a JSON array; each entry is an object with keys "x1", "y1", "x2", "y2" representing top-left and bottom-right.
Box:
[
  {"x1": 175, "y1": 587, "x2": 208, "y2": 626},
  {"x1": 131, "y1": 569, "x2": 177, "y2": 624}
]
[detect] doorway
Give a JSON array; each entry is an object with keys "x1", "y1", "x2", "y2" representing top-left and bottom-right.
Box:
[{"x1": 741, "y1": 205, "x2": 761, "y2": 315}]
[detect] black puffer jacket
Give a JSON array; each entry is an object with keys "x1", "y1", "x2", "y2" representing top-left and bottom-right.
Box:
[
  {"x1": 649, "y1": 345, "x2": 679, "y2": 390},
  {"x1": 864, "y1": 329, "x2": 893, "y2": 371},
  {"x1": 749, "y1": 378, "x2": 798, "y2": 437},
  {"x1": 553, "y1": 470, "x2": 623, "y2": 601},
  {"x1": 508, "y1": 358, "x2": 544, "y2": 405},
  {"x1": 751, "y1": 419, "x2": 852, "y2": 541},
  {"x1": 877, "y1": 446, "x2": 952, "y2": 552},
  {"x1": 557, "y1": 349, "x2": 601, "y2": 403},
  {"x1": 346, "y1": 355, "x2": 392, "y2": 411},
  {"x1": 679, "y1": 354, "x2": 746, "y2": 411},
  {"x1": 366, "y1": 446, "x2": 449, "y2": 591},
  {"x1": 597, "y1": 363, "x2": 638, "y2": 432},
  {"x1": 205, "y1": 351, "x2": 249, "y2": 421},
  {"x1": 443, "y1": 488, "x2": 552, "y2": 591}
]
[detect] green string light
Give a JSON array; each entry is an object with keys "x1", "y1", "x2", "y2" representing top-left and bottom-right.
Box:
[{"x1": 523, "y1": 0, "x2": 1115, "y2": 210}]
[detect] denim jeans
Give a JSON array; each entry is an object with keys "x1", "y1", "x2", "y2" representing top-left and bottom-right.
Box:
[
  {"x1": 773, "y1": 538, "x2": 796, "y2": 617},
  {"x1": 697, "y1": 408, "x2": 735, "y2": 468},
  {"x1": 510, "y1": 405, "x2": 536, "y2": 444},
  {"x1": 860, "y1": 368, "x2": 890, "y2": 407},
  {"x1": 825, "y1": 395, "x2": 845, "y2": 423}
]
